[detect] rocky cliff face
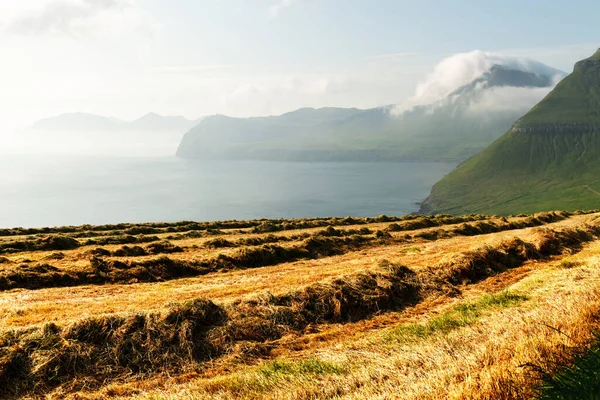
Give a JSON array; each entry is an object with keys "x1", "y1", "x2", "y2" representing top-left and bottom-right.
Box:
[
  {"x1": 574, "y1": 59, "x2": 600, "y2": 71},
  {"x1": 512, "y1": 123, "x2": 600, "y2": 134},
  {"x1": 574, "y1": 48, "x2": 600, "y2": 71}
]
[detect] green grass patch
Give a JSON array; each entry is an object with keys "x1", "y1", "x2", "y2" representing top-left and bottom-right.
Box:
[
  {"x1": 206, "y1": 358, "x2": 348, "y2": 395},
  {"x1": 558, "y1": 258, "x2": 583, "y2": 269},
  {"x1": 387, "y1": 291, "x2": 528, "y2": 342},
  {"x1": 399, "y1": 246, "x2": 422, "y2": 254},
  {"x1": 258, "y1": 358, "x2": 347, "y2": 378},
  {"x1": 538, "y1": 336, "x2": 600, "y2": 399}
]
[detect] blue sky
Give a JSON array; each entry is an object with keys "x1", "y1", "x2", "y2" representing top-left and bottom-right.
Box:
[
  {"x1": 140, "y1": 0, "x2": 598, "y2": 67},
  {"x1": 0, "y1": 0, "x2": 597, "y2": 132}
]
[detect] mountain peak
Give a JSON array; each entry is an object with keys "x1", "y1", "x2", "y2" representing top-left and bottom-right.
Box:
[
  {"x1": 135, "y1": 112, "x2": 162, "y2": 121},
  {"x1": 421, "y1": 48, "x2": 600, "y2": 215},
  {"x1": 516, "y1": 48, "x2": 600, "y2": 127},
  {"x1": 447, "y1": 63, "x2": 559, "y2": 98}
]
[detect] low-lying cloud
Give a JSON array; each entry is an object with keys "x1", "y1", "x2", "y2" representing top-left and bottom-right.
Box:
[
  {"x1": 465, "y1": 79, "x2": 559, "y2": 117},
  {"x1": 392, "y1": 50, "x2": 564, "y2": 116}
]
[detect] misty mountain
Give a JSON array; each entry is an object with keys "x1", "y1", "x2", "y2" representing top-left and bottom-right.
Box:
[
  {"x1": 448, "y1": 64, "x2": 554, "y2": 97},
  {"x1": 32, "y1": 112, "x2": 198, "y2": 133},
  {"x1": 130, "y1": 112, "x2": 201, "y2": 133},
  {"x1": 177, "y1": 58, "x2": 565, "y2": 162},
  {"x1": 23, "y1": 112, "x2": 201, "y2": 156},
  {"x1": 421, "y1": 48, "x2": 600, "y2": 215}
]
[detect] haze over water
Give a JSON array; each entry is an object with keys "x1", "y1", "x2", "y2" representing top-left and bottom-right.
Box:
[{"x1": 0, "y1": 155, "x2": 455, "y2": 228}]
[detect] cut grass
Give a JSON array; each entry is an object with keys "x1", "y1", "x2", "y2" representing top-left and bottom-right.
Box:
[
  {"x1": 3, "y1": 221, "x2": 598, "y2": 397},
  {"x1": 0, "y1": 211, "x2": 575, "y2": 292},
  {"x1": 0, "y1": 212, "x2": 599, "y2": 399},
  {"x1": 0, "y1": 234, "x2": 376, "y2": 291},
  {"x1": 113, "y1": 242, "x2": 600, "y2": 400}
]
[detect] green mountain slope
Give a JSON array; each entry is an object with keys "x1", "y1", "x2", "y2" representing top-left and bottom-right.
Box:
[
  {"x1": 177, "y1": 63, "x2": 563, "y2": 162},
  {"x1": 421, "y1": 49, "x2": 600, "y2": 215}
]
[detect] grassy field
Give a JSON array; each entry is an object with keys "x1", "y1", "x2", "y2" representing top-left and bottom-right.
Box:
[{"x1": 2, "y1": 211, "x2": 600, "y2": 399}]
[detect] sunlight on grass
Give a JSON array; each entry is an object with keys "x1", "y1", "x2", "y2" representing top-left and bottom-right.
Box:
[
  {"x1": 258, "y1": 358, "x2": 348, "y2": 377},
  {"x1": 198, "y1": 358, "x2": 348, "y2": 397},
  {"x1": 399, "y1": 246, "x2": 422, "y2": 254},
  {"x1": 386, "y1": 291, "x2": 529, "y2": 342}
]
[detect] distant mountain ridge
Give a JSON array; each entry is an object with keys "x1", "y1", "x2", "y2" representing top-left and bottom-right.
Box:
[
  {"x1": 32, "y1": 112, "x2": 201, "y2": 133},
  {"x1": 24, "y1": 112, "x2": 203, "y2": 156},
  {"x1": 420, "y1": 48, "x2": 600, "y2": 215},
  {"x1": 177, "y1": 57, "x2": 565, "y2": 162}
]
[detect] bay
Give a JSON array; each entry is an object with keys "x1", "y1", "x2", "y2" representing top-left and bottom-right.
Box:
[{"x1": 0, "y1": 155, "x2": 455, "y2": 228}]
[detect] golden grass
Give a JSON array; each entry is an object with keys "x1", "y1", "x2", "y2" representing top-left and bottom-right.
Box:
[
  {"x1": 1, "y1": 214, "x2": 591, "y2": 330},
  {"x1": 106, "y1": 242, "x2": 600, "y2": 400},
  {"x1": 1, "y1": 211, "x2": 600, "y2": 399}
]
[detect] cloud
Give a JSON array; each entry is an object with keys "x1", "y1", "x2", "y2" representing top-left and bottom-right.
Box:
[
  {"x1": 494, "y1": 43, "x2": 600, "y2": 73},
  {"x1": 391, "y1": 50, "x2": 564, "y2": 116},
  {"x1": 465, "y1": 75, "x2": 563, "y2": 117},
  {"x1": 268, "y1": 0, "x2": 297, "y2": 18},
  {"x1": 5, "y1": 0, "x2": 157, "y2": 38}
]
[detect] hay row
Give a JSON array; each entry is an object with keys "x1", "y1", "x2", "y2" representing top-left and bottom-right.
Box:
[
  {"x1": 0, "y1": 212, "x2": 579, "y2": 292},
  {"x1": 0, "y1": 235, "x2": 373, "y2": 292},
  {"x1": 0, "y1": 214, "x2": 426, "y2": 239},
  {"x1": 1, "y1": 223, "x2": 598, "y2": 397}
]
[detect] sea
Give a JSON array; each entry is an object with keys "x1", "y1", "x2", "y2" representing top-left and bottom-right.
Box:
[{"x1": 0, "y1": 155, "x2": 456, "y2": 228}]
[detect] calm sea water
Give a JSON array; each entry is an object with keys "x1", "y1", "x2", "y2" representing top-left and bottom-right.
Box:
[{"x1": 0, "y1": 156, "x2": 455, "y2": 228}]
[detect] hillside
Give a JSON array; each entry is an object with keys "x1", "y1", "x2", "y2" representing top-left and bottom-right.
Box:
[
  {"x1": 177, "y1": 58, "x2": 564, "y2": 162},
  {"x1": 421, "y1": 49, "x2": 600, "y2": 215},
  {"x1": 1, "y1": 210, "x2": 600, "y2": 398}
]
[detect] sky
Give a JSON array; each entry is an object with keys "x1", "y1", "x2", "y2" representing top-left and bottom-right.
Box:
[{"x1": 0, "y1": 0, "x2": 598, "y2": 133}]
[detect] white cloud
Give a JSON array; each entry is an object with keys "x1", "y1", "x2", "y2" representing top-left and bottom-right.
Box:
[
  {"x1": 268, "y1": 0, "x2": 297, "y2": 18},
  {"x1": 4, "y1": 0, "x2": 158, "y2": 39},
  {"x1": 391, "y1": 50, "x2": 564, "y2": 116},
  {"x1": 465, "y1": 75, "x2": 563, "y2": 116},
  {"x1": 495, "y1": 43, "x2": 599, "y2": 73},
  {"x1": 467, "y1": 86, "x2": 547, "y2": 115}
]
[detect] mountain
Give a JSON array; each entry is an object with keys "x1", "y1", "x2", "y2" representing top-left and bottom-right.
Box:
[
  {"x1": 32, "y1": 112, "x2": 197, "y2": 133},
  {"x1": 448, "y1": 64, "x2": 554, "y2": 96},
  {"x1": 177, "y1": 107, "x2": 370, "y2": 161},
  {"x1": 420, "y1": 48, "x2": 600, "y2": 215},
  {"x1": 24, "y1": 112, "x2": 200, "y2": 156},
  {"x1": 177, "y1": 54, "x2": 564, "y2": 162},
  {"x1": 130, "y1": 112, "x2": 199, "y2": 133}
]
